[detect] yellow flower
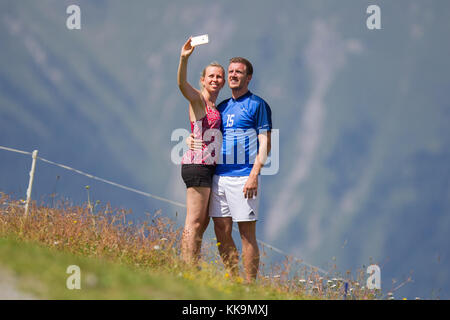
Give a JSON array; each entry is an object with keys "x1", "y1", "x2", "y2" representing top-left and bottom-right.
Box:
[
  {"x1": 216, "y1": 242, "x2": 221, "y2": 246},
  {"x1": 235, "y1": 276, "x2": 244, "y2": 284},
  {"x1": 73, "y1": 220, "x2": 77, "y2": 224},
  {"x1": 224, "y1": 273, "x2": 230, "y2": 278},
  {"x1": 183, "y1": 272, "x2": 194, "y2": 280}
]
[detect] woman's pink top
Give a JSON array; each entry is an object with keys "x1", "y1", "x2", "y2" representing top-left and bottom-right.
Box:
[{"x1": 181, "y1": 103, "x2": 221, "y2": 165}]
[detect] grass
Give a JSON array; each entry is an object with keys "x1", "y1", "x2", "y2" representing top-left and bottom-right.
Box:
[
  {"x1": 0, "y1": 193, "x2": 383, "y2": 300},
  {"x1": 0, "y1": 236, "x2": 274, "y2": 299}
]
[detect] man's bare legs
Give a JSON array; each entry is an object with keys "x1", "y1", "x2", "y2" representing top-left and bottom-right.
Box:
[
  {"x1": 238, "y1": 221, "x2": 259, "y2": 283},
  {"x1": 213, "y1": 218, "x2": 259, "y2": 283},
  {"x1": 181, "y1": 187, "x2": 211, "y2": 265}
]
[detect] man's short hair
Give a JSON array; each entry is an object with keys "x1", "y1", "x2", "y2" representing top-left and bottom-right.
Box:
[{"x1": 229, "y1": 57, "x2": 253, "y2": 76}]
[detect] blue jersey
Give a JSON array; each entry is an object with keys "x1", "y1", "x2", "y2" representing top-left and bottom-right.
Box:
[{"x1": 215, "y1": 91, "x2": 272, "y2": 176}]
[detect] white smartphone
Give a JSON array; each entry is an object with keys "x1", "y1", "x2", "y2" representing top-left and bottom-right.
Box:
[{"x1": 190, "y1": 34, "x2": 209, "y2": 47}]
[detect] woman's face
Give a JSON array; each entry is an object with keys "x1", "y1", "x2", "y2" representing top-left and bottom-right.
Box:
[{"x1": 201, "y1": 66, "x2": 225, "y2": 93}]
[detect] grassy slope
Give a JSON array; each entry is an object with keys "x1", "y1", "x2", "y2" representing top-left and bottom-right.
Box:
[
  {"x1": 0, "y1": 237, "x2": 237, "y2": 300},
  {"x1": 0, "y1": 197, "x2": 315, "y2": 300},
  {"x1": 2, "y1": 239, "x2": 275, "y2": 300}
]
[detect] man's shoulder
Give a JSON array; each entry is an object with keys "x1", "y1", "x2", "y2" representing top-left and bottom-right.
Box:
[
  {"x1": 217, "y1": 98, "x2": 231, "y2": 111},
  {"x1": 247, "y1": 92, "x2": 271, "y2": 111}
]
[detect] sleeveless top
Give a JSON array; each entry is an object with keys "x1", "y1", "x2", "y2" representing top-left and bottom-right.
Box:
[{"x1": 181, "y1": 101, "x2": 222, "y2": 165}]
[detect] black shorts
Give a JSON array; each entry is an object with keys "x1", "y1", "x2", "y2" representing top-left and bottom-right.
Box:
[{"x1": 181, "y1": 164, "x2": 216, "y2": 188}]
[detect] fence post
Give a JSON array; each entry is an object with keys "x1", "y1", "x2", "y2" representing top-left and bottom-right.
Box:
[{"x1": 24, "y1": 150, "x2": 38, "y2": 217}]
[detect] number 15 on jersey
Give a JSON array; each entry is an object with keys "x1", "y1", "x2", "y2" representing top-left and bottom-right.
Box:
[{"x1": 226, "y1": 114, "x2": 235, "y2": 127}]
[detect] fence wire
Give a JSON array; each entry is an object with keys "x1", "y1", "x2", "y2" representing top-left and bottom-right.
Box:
[{"x1": 0, "y1": 145, "x2": 328, "y2": 275}]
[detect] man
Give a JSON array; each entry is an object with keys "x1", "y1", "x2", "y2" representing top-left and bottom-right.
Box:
[{"x1": 188, "y1": 57, "x2": 272, "y2": 283}]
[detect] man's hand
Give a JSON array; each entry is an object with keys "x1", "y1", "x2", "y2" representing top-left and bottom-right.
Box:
[
  {"x1": 243, "y1": 174, "x2": 258, "y2": 199},
  {"x1": 242, "y1": 131, "x2": 270, "y2": 199},
  {"x1": 185, "y1": 133, "x2": 203, "y2": 151}
]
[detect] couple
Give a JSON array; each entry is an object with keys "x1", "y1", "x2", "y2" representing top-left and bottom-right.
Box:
[{"x1": 177, "y1": 37, "x2": 272, "y2": 283}]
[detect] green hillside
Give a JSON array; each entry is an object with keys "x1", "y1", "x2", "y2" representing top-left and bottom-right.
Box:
[
  {"x1": 0, "y1": 196, "x2": 382, "y2": 300},
  {"x1": 0, "y1": 237, "x2": 295, "y2": 300}
]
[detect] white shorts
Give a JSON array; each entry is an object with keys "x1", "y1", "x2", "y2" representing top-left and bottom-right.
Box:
[{"x1": 209, "y1": 175, "x2": 260, "y2": 222}]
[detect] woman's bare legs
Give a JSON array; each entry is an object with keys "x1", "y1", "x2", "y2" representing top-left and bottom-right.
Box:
[{"x1": 181, "y1": 186, "x2": 211, "y2": 265}]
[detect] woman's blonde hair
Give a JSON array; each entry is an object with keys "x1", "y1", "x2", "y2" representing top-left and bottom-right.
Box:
[{"x1": 199, "y1": 62, "x2": 225, "y2": 89}]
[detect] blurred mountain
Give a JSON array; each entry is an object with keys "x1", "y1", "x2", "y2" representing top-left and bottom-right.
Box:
[{"x1": 1, "y1": 0, "x2": 449, "y2": 299}]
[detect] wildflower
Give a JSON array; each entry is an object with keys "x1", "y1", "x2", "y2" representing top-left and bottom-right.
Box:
[
  {"x1": 216, "y1": 242, "x2": 221, "y2": 246},
  {"x1": 224, "y1": 273, "x2": 230, "y2": 279},
  {"x1": 183, "y1": 273, "x2": 194, "y2": 280},
  {"x1": 153, "y1": 245, "x2": 160, "y2": 250}
]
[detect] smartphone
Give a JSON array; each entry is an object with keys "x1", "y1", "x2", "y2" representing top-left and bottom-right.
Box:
[{"x1": 190, "y1": 34, "x2": 209, "y2": 47}]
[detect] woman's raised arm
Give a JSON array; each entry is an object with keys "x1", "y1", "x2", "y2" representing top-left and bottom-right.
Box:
[{"x1": 177, "y1": 38, "x2": 202, "y2": 104}]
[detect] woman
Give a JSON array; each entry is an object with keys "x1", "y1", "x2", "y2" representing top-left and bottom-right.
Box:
[{"x1": 177, "y1": 37, "x2": 225, "y2": 265}]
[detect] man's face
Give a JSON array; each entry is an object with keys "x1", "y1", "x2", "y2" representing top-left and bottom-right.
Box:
[{"x1": 228, "y1": 62, "x2": 252, "y2": 90}]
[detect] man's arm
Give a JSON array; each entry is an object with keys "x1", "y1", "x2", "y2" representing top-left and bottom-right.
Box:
[
  {"x1": 185, "y1": 133, "x2": 203, "y2": 150},
  {"x1": 243, "y1": 130, "x2": 271, "y2": 199}
]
